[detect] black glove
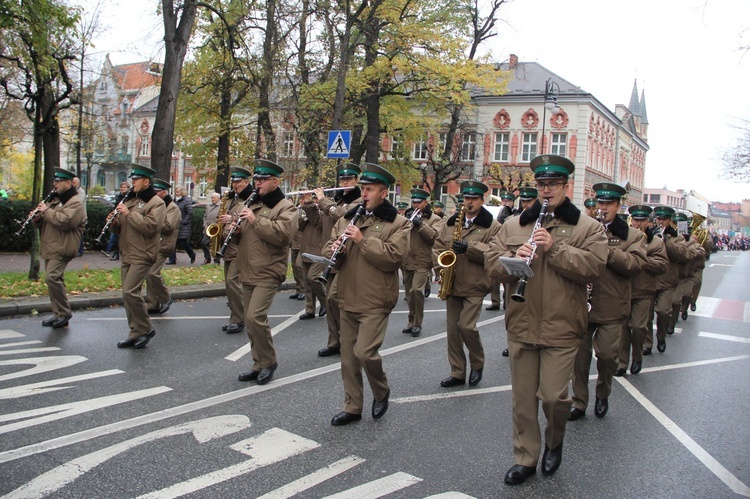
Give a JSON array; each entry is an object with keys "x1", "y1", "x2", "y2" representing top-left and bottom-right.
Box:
[
  {"x1": 665, "y1": 225, "x2": 678, "y2": 238},
  {"x1": 451, "y1": 240, "x2": 468, "y2": 254},
  {"x1": 412, "y1": 216, "x2": 423, "y2": 227}
]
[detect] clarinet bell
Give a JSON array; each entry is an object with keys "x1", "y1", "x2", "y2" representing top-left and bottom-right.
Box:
[{"x1": 511, "y1": 278, "x2": 527, "y2": 303}]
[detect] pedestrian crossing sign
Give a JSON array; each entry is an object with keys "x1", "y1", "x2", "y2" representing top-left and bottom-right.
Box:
[{"x1": 327, "y1": 130, "x2": 351, "y2": 158}]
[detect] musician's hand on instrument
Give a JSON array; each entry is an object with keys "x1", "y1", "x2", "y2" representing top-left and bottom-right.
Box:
[
  {"x1": 451, "y1": 240, "x2": 468, "y2": 254},
  {"x1": 219, "y1": 213, "x2": 233, "y2": 224},
  {"x1": 36, "y1": 202, "x2": 48, "y2": 214},
  {"x1": 331, "y1": 237, "x2": 346, "y2": 254},
  {"x1": 301, "y1": 192, "x2": 313, "y2": 204},
  {"x1": 516, "y1": 242, "x2": 534, "y2": 259},
  {"x1": 344, "y1": 225, "x2": 363, "y2": 244},
  {"x1": 240, "y1": 206, "x2": 256, "y2": 224},
  {"x1": 313, "y1": 188, "x2": 325, "y2": 201},
  {"x1": 412, "y1": 216, "x2": 423, "y2": 228},
  {"x1": 532, "y1": 228, "x2": 553, "y2": 252},
  {"x1": 116, "y1": 202, "x2": 129, "y2": 216}
]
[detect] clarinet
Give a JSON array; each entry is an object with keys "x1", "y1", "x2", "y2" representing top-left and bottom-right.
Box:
[
  {"x1": 15, "y1": 190, "x2": 56, "y2": 236},
  {"x1": 96, "y1": 189, "x2": 133, "y2": 244},
  {"x1": 511, "y1": 199, "x2": 549, "y2": 303},
  {"x1": 215, "y1": 191, "x2": 259, "y2": 259},
  {"x1": 315, "y1": 203, "x2": 366, "y2": 285}
]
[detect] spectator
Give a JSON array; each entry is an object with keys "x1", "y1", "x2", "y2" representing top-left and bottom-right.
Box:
[
  {"x1": 168, "y1": 187, "x2": 196, "y2": 264},
  {"x1": 202, "y1": 191, "x2": 222, "y2": 264}
]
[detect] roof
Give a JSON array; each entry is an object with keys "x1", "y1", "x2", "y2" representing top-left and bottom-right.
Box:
[
  {"x1": 112, "y1": 61, "x2": 163, "y2": 91},
  {"x1": 478, "y1": 60, "x2": 588, "y2": 99}
]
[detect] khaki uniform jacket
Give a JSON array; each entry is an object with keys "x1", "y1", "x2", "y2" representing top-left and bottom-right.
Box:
[
  {"x1": 159, "y1": 196, "x2": 181, "y2": 256},
  {"x1": 680, "y1": 238, "x2": 702, "y2": 278},
  {"x1": 403, "y1": 209, "x2": 440, "y2": 271},
  {"x1": 485, "y1": 198, "x2": 608, "y2": 347},
  {"x1": 323, "y1": 200, "x2": 410, "y2": 315},
  {"x1": 656, "y1": 229, "x2": 689, "y2": 291},
  {"x1": 588, "y1": 215, "x2": 648, "y2": 324},
  {"x1": 299, "y1": 201, "x2": 325, "y2": 256},
  {"x1": 237, "y1": 187, "x2": 294, "y2": 286},
  {"x1": 631, "y1": 228, "x2": 669, "y2": 299},
  {"x1": 221, "y1": 184, "x2": 254, "y2": 262},
  {"x1": 433, "y1": 206, "x2": 501, "y2": 297},
  {"x1": 114, "y1": 186, "x2": 166, "y2": 266},
  {"x1": 39, "y1": 187, "x2": 86, "y2": 261},
  {"x1": 290, "y1": 206, "x2": 302, "y2": 251},
  {"x1": 318, "y1": 187, "x2": 363, "y2": 274}
]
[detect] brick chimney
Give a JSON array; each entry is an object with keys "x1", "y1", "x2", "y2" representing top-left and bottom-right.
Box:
[{"x1": 509, "y1": 54, "x2": 518, "y2": 68}]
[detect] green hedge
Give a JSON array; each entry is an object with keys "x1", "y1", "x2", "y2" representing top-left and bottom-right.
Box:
[{"x1": 0, "y1": 200, "x2": 206, "y2": 252}]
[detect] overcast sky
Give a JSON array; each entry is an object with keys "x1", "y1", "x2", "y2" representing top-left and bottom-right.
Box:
[{"x1": 88, "y1": 0, "x2": 750, "y2": 203}]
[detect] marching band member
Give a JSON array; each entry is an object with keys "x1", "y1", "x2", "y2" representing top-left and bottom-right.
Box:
[
  {"x1": 402, "y1": 188, "x2": 440, "y2": 337},
  {"x1": 485, "y1": 154, "x2": 607, "y2": 485},
  {"x1": 145, "y1": 178, "x2": 181, "y2": 315},
  {"x1": 488, "y1": 191, "x2": 517, "y2": 311},
  {"x1": 570, "y1": 183, "x2": 646, "y2": 420},
  {"x1": 236, "y1": 160, "x2": 294, "y2": 386},
  {"x1": 297, "y1": 192, "x2": 327, "y2": 320},
  {"x1": 36, "y1": 168, "x2": 86, "y2": 329},
  {"x1": 584, "y1": 197, "x2": 597, "y2": 218},
  {"x1": 322, "y1": 163, "x2": 409, "y2": 426},
  {"x1": 113, "y1": 165, "x2": 166, "y2": 349},
  {"x1": 616, "y1": 205, "x2": 668, "y2": 376}
]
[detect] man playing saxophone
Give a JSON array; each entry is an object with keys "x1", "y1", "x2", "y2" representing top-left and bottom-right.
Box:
[
  {"x1": 434, "y1": 181, "x2": 500, "y2": 389},
  {"x1": 485, "y1": 155, "x2": 607, "y2": 485}
]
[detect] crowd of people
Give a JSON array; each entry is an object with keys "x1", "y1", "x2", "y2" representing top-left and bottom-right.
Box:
[{"x1": 710, "y1": 232, "x2": 750, "y2": 251}]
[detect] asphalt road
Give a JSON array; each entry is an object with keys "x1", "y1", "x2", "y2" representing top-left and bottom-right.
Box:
[{"x1": 1, "y1": 251, "x2": 749, "y2": 498}]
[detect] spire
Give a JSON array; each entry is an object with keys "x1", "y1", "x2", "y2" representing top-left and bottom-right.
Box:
[
  {"x1": 628, "y1": 79, "x2": 641, "y2": 116},
  {"x1": 640, "y1": 89, "x2": 649, "y2": 124}
]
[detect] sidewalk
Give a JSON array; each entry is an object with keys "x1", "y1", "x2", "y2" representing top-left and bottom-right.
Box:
[{"x1": 0, "y1": 251, "x2": 294, "y2": 317}]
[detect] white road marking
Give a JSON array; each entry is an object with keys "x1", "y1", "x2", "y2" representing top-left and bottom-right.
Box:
[
  {"x1": 3, "y1": 415, "x2": 251, "y2": 499},
  {"x1": 693, "y1": 297, "x2": 721, "y2": 318},
  {"x1": 0, "y1": 330, "x2": 24, "y2": 340},
  {"x1": 0, "y1": 387, "x2": 172, "y2": 435},
  {"x1": 138, "y1": 428, "x2": 320, "y2": 499},
  {"x1": 0, "y1": 356, "x2": 87, "y2": 383},
  {"x1": 424, "y1": 494, "x2": 477, "y2": 499},
  {"x1": 745, "y1": 302, "x2": 750, "y2": 324},
  {"x1": 0, "y1": 369, "x2": 124, "y2": 400},
  {"x1": 323, "y1": 472, "x2": 422, "y2": 498},
  {"x1": 638, "y1": 355, "x2": 750, "y2": 374},
  {"x1": 0, "y1": 340, "x2": 42, "y2": 348},
  {"x1": 224, "y1": 308, "x2": 306, "y2": 361},
  {"x1": 709, "y1": 263, "x2": 733, "y2": 267},
  {"x1": 86, "y1": 315, "x2": 295, "y2": 320},
  {"x1": 0, "y1": 347, "x2": 59, "y2": 356},
  {"x1": 699, "y1": 332, "x2": 750, "y2": 344},
  {"x1": 393, "y1": 384, "x2": 513, "y2": 404},
  {"x1": 615, "y1": 376, "x2": 750, "y2": 497},
  {"x1": 390, "y1": 309, "x2": 450, "y2": 314},
  {"x1": 255, "y1": 456, "x2": 366, "y2": 499}
]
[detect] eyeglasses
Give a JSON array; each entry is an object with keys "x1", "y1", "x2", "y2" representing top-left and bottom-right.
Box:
[
  {"x1": 254, "y1": 177, "x2": 272, "y2": 184},
  {"x1": 53, "y1": 178, "x2": 70, "y2": 183},
  {"x1": 535, "y1": 181, "x2": 566, "y2": 191}
]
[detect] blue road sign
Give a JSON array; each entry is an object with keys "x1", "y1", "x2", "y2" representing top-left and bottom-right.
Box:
[{"x1": 327, "y1": 130, "x2": 351, "y2": 158}]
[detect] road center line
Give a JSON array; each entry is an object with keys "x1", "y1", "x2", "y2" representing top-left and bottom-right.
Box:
[
  {"x1": 698, "y1": 332, "x2": 750, "y2": 344},
  {"x1": 224, "y1": 309, "x2": 306, "y2": 362},
  {"x1": 255, "y1": 455, "x2": 366, "y2": 499}
]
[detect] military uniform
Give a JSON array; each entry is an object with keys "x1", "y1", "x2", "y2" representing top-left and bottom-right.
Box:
[
  {"x1": 37, "y1": 168, "x2": 87, "y2": 328},
  {"x1": 485, "y1": 155, "x2": 608, "y2": 484},
  {"x1": 297, "y1": 197, "x2": 327, "y2": 319},
  {"x1": 571, "y1": 183, "x2": 647, "y2": 419},
  {"x1": 145, "y1": 179, "x2": 181, "y2": 313},
  {"x1": 322, "y1": 164, "x2": 410, "y2": 425},
  {"x1": 289, "y1": 205, "x2": 305, "y2": 299}
]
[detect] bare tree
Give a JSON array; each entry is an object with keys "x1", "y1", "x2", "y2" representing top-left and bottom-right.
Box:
[{"x1": 722, "y1": 118, "x2": 750, "y2": 182}]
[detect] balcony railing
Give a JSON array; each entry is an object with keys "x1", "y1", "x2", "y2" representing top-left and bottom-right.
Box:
[{"x1": 108, "y1": 152, "x2": 131, "y2": 163}]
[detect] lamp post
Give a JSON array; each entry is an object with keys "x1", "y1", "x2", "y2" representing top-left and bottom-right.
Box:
[{"x1": 541, "y1": 78, "x2": 560, "y2": 155}]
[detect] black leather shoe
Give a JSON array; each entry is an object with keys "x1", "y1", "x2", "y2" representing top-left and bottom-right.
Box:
[
  {"x1": 630, "y1": 360, "x2": 642, "y2": 375},
  {"x1": 424, "y1": 287, "x2": 430, "y2": 298},
  {"x1": 411, "y1": 326, "x2": 422, "y2": 337},
  {"x1": 297, "y1": 293, "x2": 306, "y2": 301},
  {"x1": 667, "y1": 326, "x2": 675, "y2": 335},
  {"x1": 256, "y1": 362, "x2": 277, "y2": 385},
  {"x1": 238, "y1": 370, "x2": 259, "y2": 382},
  {"x1": 51, "y1": 315, "x2": 71, "y2": 328},
  {"x1": 401, "y1": 327, "x2": 413, "y2": 334},
  {"x1": 690, "y1": 303, "x2": 696, "y2": 311},
  {"x1": 117, "y1": 338, "x2": 137, "y2": 348},
  {"x1": 133, "y1": 329, "x2": 156, "y2": 349},
  {"x1": 159, "y1": 298, "x2": 173, "y2": 315},
  {"x1": 166, "y1": 260, "x2": 176, "y2": 265},
  {"x1": 681, "y1": 310, "x2": 688, "y2": 320},
  {"x1": 331, "y1": 411, "x2": 362, "y2": 426},
  {"x1": 485, "y1": 304, "x2": 500, "y2": 311},
  {"x1": 594, "y1": 397, "x2": 608, "y2": 418},
  {"x1": 190, "y1": 255, "x2": 196, "y2": 264},
  {"x1": 504, "y1": 464, "x2": 536, "y2": 485},
  {"x1": 614, "y1": 368, "x2": 626, "y2": 377},
  {"x1": 541, "y1": 444, "x2": 563, "y2": 476},
  {"x1": 502, "y1": 348, "x2": 509, "y2": 357},
  {"x1": 225, "y1": 322, "x2": 245, "y2": 334},
  {"x1": 440, "y1": 376, "x2": 465, "y2": 388},
  {"x1": 657, "y1": 340, "x2": 666, "y2": 353},
  {"x1": 222, "y1": 323, "x2": 230, "y2": 331},
  {"x1": 299, "y1": 312, "x2": 316, "y2": 320},
  {"x1": 372, "y1": 388, "x2": 390, "y2": 419},
  {"x1": 42, "y1": 316, "x2": 57, "y2": 327},
  {"x1": 317, "y1": 346, "x2": 340, "y2": 357},
  {"x1": 318, "y1": 306, "x2": 327, "y2": 317},
  {"x1": 147, "y1": 308, "x2": 160, "y2": 315},
  {"x1": 469, "y1": 368, "x2": 483, "y2": 386},
  {"x1": 569, "y1": 408, "x2": 585, "y2": 421},
  {"x1": 289, "y1": 293, "x2": 301, "y2": 300},
  {"x1": 643, "y1": 347, "x2": 652, "y2": 356}
]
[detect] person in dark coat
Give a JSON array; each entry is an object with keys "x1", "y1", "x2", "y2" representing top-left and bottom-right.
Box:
[{"x1": 169, "y1": 187, "x2": 196, "y2": 264}]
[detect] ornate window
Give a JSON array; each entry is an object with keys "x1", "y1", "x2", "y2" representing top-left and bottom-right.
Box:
[
  {"x1": 460, "y1": 132, "x2": 476, "y2": 161},
  {"x1": 413, "y1": 135, "x2": 428, "y2": 160},
  {"x1": 493, "y1": 133, "x2": 509, "y2": 162},
  {"x1": 522, "y1": 133, "x2": 537, "y2": 162},
  {"x1": 551, "y1": 133, "x2": 567, "y2": 156}
]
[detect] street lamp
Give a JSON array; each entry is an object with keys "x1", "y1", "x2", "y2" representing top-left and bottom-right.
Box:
[{"x1": 541, "y1": 78, "x2": 560, "y2": 154}]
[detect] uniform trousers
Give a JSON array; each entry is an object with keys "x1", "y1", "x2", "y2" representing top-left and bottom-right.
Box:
[
  {"x1": 509, "y1": 341, "x2": 578, "y2": 467},
  {"x1": 681, "y1": 274, "x2": 699, "y2": 312},
  {"x1": 290, "y1": 248, "x2": 304, "y2": 294},
  {"x1": 300, "y1": 258, "x2": 327, "y2": 314},
  {"x1": 403, "y1": 267, "x2": 431, "y2": 328},
  {"x1": 671, "y1": 280, "x2": 686, "y2": 328},
  {"x1": 572, "y1": 322, "x2": 621, "y2": 410},
  {"x1": 489, "y1": 282, "x2": 501, "y2": 307},
  {"x1": 446, "y1": 295, "x2": 485, "y2": 379},
  {"x1": 45, "y1": 258, "x2": 72, "y2": 318},
  {"x1": 242, "y1": 284, "x2": 279, "y2": 370},
  {"x1": 339, "y1": 310, "x2": 390, "y2": 414},
  {"x1": 618, "y1": 297, "x2": 652, "y2": 369},
  {"x1": 145, "y1": 253, "x2": 170, "y2": 309},
  {"x1": 121, "y1": 262, "x2": 154, "y2": 339},
  {"x1": 224, "y1": 259, "x2": 244, "y2": 324},
  {"x1": 691, "y1": 270, "x2": 704, "y2": 305},
  {"x1": 324, "y1": 274, "x2": 341, "y2": 349},
  {"x1": 651, "y1": 288, "x2": 674, "y2": 346}
]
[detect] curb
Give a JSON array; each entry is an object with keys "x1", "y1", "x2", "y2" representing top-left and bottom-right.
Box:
[{"x1": 0, "y1": 281, "x2": 296, "y2": 318}]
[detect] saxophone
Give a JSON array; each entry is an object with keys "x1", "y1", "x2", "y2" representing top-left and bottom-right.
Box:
[
  {"x1": 206, "y1": 190, "x2": 231, "y2": 258},
  {"x1": 437, "y1": 205, "x2": 465, "y2": 300}
]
